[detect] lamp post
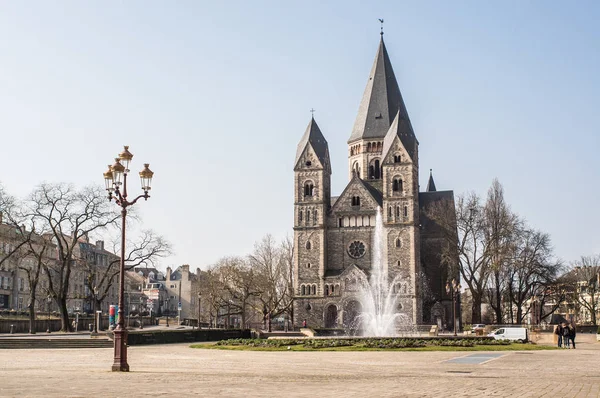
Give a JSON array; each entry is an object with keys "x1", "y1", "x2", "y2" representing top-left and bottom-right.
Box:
[
  {"x1": 165, "y1": 298, "x2": 170, "y2": 327},
  {"x1": 139, "y1": 297, "x2": 144, "y2": 329},
  {"x1": 46, "y1": 295, "x2": 51, "y2": 333},
  {"x1": 445, "y1": 279, "x2": 461, "y2": 336},
  {"x1": 103, "y1": 145, "x2": 154, "y2": 373}
]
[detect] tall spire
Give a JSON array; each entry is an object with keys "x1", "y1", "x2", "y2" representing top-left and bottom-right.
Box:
[
  {"x1": 348, "y1": 36, "x2": 414, "y2": 143},
  {"x1": 426, "y1": 169, "x2": 437, "y2": 192},
  {"x1": 295, "y1": 117, "x2": 330, "y2": 172}
]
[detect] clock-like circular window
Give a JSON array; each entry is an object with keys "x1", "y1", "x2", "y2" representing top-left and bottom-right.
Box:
[{"x1": 348, "y1": 241, "x2": 366, "y2": 259}]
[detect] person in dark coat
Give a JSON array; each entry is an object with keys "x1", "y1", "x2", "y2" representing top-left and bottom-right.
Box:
[
  {"x1": 568, "y1": 324, "x2": 576, "y2": 349},
  {"x1": 555, "y1": 324, "x2": 563, "y2": 347},
  {"x1": 562, "y1": 323, "x2": 571, "y2": 348}
]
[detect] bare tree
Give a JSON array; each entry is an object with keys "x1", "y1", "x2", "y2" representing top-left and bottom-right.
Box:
[
  {"x1": 505, "y1": 229, "x2": 560, "y2": 324},
  {"x1": 0, "y1": 186, "x2": 56, "y2": 333},
  {"x1": 427, "y1": 192, "x2": 492, "y2": 323},
  {"x1": 25, "y1": 183, "x2": 119, "y2": 331},
  {"x1": 483, "y1": 179, "x2": 520, "y2": 324},
  {"x1": 83, "y1": 230, "x2": 171, "y2": 330},
  {"x1": 248, "y1": 235, "x2": 293, "y2": 332},
  {"x1": 566, "y1": 255, "x2": 600, "y2": 325}
]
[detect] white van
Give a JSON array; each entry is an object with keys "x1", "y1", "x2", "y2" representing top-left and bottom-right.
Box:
[{"x1": 488, "y1": 327, "x2": 528, "y2": 342}]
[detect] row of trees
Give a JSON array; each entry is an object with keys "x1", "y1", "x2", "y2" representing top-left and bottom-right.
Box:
[
  {"x1": 429, "y1": 179, "x2": 599, "y2": 325},
  {"x1": 0, "y1": 182, "x2": 170, "y2": 332},
  {"x1": 197, "y1": 235, "x2": 293, "y2": 331}
]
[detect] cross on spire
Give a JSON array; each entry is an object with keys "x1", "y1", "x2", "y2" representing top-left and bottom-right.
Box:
[
  {"x1": 378, "y1": 18, "x2": 384, "y2": 36},
  {"x1": 310, "y1": 108, "x2": 315, "y2": 118}
]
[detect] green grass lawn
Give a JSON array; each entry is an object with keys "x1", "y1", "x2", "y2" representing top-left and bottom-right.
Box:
[{"x1": 190, "y1": 342, "x2": 556, "y2": 352}]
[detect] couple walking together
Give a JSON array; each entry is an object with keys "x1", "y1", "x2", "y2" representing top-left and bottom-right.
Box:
[{"x1": 555, "y1": 322, "x2": 576, "y2": 349}]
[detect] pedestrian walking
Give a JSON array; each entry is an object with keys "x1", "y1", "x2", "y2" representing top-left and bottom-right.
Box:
[
  {"x1": 568, "y1": 324, "x2": 576, "y2": 349},
  {"x1": 555, "y1": 324, "x2": 563, "y2": 348},
  {"x1": 562, "y1": 323, "x2": 571, "y2": 348}
]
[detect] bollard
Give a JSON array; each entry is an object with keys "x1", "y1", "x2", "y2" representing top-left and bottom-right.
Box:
[
  {"x1": 10, "y1": 325, "x2": 14, "y2": 334},
  {"x1": 89, "y1": 323, "x2": 93, "y2": 332}
]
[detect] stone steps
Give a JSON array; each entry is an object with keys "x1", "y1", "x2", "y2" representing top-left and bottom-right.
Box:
[{"x1": 0, "y1": 338, "x2": 113, "y2": 349}]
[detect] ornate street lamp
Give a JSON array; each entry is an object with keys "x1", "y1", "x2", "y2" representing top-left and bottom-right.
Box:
[
  {"x1": 445, "y1": 279, "x2": 461, "y2": 337},
  {"x1": 103, "y1": 145, "x2": 154, "y2": 372}
]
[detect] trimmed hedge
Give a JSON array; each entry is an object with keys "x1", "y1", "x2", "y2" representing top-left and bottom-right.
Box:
[
  {"x1": 126, "y1": 329, "x2": 251, "y2": 345},
  {"x1": 215, "y1": 337, "x2": 512, "y2": 349}
]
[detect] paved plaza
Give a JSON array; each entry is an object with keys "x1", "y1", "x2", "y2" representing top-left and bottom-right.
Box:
[{"x1": 0, "y1": 335, "x2": 599, "y2": 397}]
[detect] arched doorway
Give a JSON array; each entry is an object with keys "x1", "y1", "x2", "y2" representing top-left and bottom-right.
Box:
[
  {"x1": 343, "y1": 300, "x2": 362, "y2": 333},
  {"x1": 324, "y1": 305, "x2": 338, "y2": 328}
]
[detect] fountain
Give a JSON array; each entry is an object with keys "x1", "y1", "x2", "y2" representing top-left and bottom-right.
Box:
[{"x1": 354, "y1": 206, "x2": 414, "y2": 337}]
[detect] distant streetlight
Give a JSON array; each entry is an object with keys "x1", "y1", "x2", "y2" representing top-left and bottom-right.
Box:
[
  {"x1": 165, "y1": 298, "x2": 170, "y2": 327},
  {"x1": 103, "y1": 145, "x2": 154, "y2": 372},
  {"x1": 46, "y1": 295, "x2": 52, "y2": 333},
  {"x1": 446, "y1": 279, "x2": 461, "y2": 337}
]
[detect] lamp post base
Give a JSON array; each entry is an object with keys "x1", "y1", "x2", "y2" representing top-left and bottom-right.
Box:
[{"x1": 111, "y1": 328, "x2": 129, "y2": 372}]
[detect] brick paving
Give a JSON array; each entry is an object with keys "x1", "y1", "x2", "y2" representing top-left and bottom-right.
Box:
[{"x1": 0, "y1": 334, "x2": 598, "y2": 397}]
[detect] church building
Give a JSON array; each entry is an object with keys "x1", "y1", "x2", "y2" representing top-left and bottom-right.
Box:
[{"x1": 293, "y1": 33, "x2": 459, "y2": 330}]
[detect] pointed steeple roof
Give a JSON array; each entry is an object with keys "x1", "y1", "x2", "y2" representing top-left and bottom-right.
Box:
[
  {"x1": 295, "y1": 117, "x2": 330, "y2": 171},
  {"x1": 381, "y1": 110, "x2": 417, "y2": 162},
  {"x1": 348, "y1": 37, "x2": 414, "y2": 143},
  {"x1": 426, "y1": 169, "x2": 437, "y2": 192}
]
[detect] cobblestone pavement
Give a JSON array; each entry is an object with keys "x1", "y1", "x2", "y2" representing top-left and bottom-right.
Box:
[{"x1": 0, "y1": 336, "x2": 598, "y2": 397}]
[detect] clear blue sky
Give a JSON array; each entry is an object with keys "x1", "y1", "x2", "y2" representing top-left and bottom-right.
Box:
[{"x1": 0, "y1": 1, "x2": 598, "y2": 269}]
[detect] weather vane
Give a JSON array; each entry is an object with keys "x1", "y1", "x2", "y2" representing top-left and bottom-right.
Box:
[{"x1": 379, "y1": 18, "x2": 384, "y2": 36}]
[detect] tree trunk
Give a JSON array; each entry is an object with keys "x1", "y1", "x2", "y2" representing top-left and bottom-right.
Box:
[
  {"x1": 516, "y1": 306, "x2": 523, "y2": 325},
  {"x1": 58, "y1": 298, "x2": 71, "y2": 332},
  {"x1": 494, "y1": 272, "x2": 502, "y2": 324},
  {"x1": 471, "y1": 295, "x2": 482, "y2": 324},
  {"x1": 28, "y1": 295, "x2": 36, "y2": 334}
]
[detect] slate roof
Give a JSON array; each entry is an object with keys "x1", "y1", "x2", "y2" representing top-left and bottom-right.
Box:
[
  {"x1": 360, "y1": 179, "x2": 383, "y2": 206},
  {"x1": 381, "y1": 110, "x2": 418, "y2": 162},
  {"x1": 348, "y1": 37, "x2": 414, "y2": 143},
  {"x1": 426, "y1": 169, "x2": 437, "y2": 192},
  {"x1": 295, "y1": 117, "x2": 330, "y2": 170}
]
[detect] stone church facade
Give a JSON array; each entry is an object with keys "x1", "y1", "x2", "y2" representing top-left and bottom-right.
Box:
[{"x1": 293, "y1": 34, "x2": 459, "y2": 330}]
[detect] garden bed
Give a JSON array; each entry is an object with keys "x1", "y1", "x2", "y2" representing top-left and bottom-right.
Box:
[{"x1": 191, "y1": 337, "x2": 549, "y2": 351}]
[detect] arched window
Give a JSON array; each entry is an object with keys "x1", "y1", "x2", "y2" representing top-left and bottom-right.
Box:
[
  {"x1": 395, "y1": 238, "x2": 401, "y2": 248},
  {"x1": 394, "y1": 154, "x2": 401, "y2": 163},
  {"x1": 325, "y1": 285, "x2": 329, "y2": 296},
  {"x1": 301, "y1": 285, "x2": 306, "y2": 295},
  {"x1": 314, "y1": 209, "x2": 318, "y2": 222},
  {"x1": 393, "y1": 178, "x2": 403, "y2": 192},
  {"x1": 306, "y1": 210, "x2": 311, "y2": 222},
  {"x1": 388, "y1": 206, "x2": 392, "y2": 218},
  {"x1": 353, "y1": 162, "x2": 361, "y2": 177},
  {"x1": 367, "y1": 143, "x2": 372, "y2": 152},
  {"x1": 307, "y1": 263, "x2": 311, "y2": 269},
  {"x1": 306, "y1": 241, "x2": 311, "y2": 250},
  {"x1": 404, "y1": 206, "x2": 408, "y2": 217},
  {"x1": 299, "y1": 210, "x2": 303, "y2": 222},
  {"x1": 311, "y1": 285, "x2": 316, "y2": 295},
  {"x1": 374, "y1": 159, "x2": 381, "y2": 179},
  {"x1": 396, "y1": 206, "x2": 400, "y2": 218},
  {"x1": 351, "y1": 196, "x2": 361, "y2": 206},
  {"x1": 304, "y1": 182, "x2": 314, "y2": 196}
]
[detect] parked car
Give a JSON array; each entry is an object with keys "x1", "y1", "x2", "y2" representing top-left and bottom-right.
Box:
[
  {"x1": 472, "y1": 324, "x2": 486, "y2": 331},
  {"x1": 488, "y1": 327, "x2": 528, "y2": 342}
]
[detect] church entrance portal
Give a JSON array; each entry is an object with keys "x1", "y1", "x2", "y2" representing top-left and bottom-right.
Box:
[{"x1": 324, "y1": 305, "x2": 338, "y2": 328}]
